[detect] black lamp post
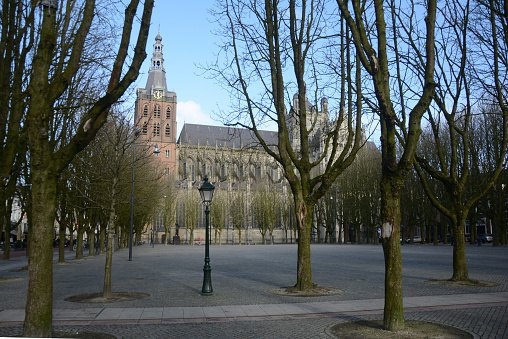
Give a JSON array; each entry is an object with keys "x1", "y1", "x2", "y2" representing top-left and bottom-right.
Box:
[
  {"x1": 198, "y1": 176, "x2": 215, "y2": 295},
  {"x1": 96, "y1": 218, "x2": 100, "y2": 254},
  {"x1": 129, "y1": 128, "x2": 160, "y2": 261},
  {"x1": 152, "y1": 205, "x2": 156, "y2": 248}
]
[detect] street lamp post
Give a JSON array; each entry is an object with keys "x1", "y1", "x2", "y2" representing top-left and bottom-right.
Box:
[
  {"x1": 152, "y1": 205, "x2": 156, "y2": 248},
  {"x1": 96, "y1": 218, "x2": 100, "y2": 254},
  {"x1": 129, "y1": 128, "x2": 160, "y2": 261},
  {"x1": 199, "y1": 176, "x2": 215, "y2": 295},
  {"x1": 337, "y1": 190, "x2": 342, "y2": 244}
]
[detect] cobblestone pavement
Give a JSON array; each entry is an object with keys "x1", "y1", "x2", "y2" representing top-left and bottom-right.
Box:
[{"x1": 0, "y1": 243, "x2": 507, "y2": 338}]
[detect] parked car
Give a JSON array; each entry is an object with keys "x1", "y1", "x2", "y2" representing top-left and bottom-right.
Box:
[
  {"x1": 378, "y1": 237, "x2": 404, "y2": 243},
  {"x1": 405, "y1": 236, "x2": 422, "y2": 244},
  {"x1": 477, "y1": 234, "x2": 493, "y2": 243}
]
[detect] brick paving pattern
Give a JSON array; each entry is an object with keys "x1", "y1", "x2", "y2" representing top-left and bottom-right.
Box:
[{"x1": 0, "y1": 243, "x2": 507, "y2": 338}]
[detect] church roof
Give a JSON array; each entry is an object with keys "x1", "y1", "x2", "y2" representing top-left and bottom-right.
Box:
[
  {"x1": 138, "y1": 33, "x2": 172, "y2": 98},
  {"x1": 144, "y1": 69, "x2": 167, "y2": 93},
  {"x1": 177, "y1": 123, "x2": 278, "y2": 150}
]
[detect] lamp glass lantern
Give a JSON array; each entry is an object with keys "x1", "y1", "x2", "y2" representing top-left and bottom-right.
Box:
[{"x1": 199, "y1": 177, "x2": 215, "y2": 205}]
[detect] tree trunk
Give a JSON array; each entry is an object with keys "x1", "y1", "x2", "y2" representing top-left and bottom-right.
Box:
[
  {"x1": 114, "y1": 223, "x2": 120, "y2": 251},
  {"x1": 87, "y1": 229, "x2": 95, "y2": 257},
  {"x1": 103, "y1": 193, "x2": 116, "y2": 298},
  {"x1": 380, "y1": 185, "x2": 404, "y2": 331},
  {"x1": 23, "y1": 173, "x2": 57, "y2": 337},
  {"x1": 58, "y1": 222, "x2": 65, "y2": 263},
  {"x1": 3, "y1": 240, "x2": 11, "y2": 260},
  {"x1": 68, "y1": 228, "x2": 74, "y2": 252},
  {"x1": 451, "y1": 212, "x2": 469, "y2": 281},
  {"x1": 294, "y1": 200, "x2": 315, "y2": 290},
  {"x1": 2, "y1": 207, "x2": 11, "y2": 260},
  {"x1": 75, "y1": 227, "x2": 85, "y2": 259},
  {"x1": 99, "y1": 224, "x2": 106, "y2": 254}
]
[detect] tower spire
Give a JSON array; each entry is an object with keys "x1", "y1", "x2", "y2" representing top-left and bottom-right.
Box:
[{"x1": 143, "y1": 32, "x2": 167, "y2": 97}]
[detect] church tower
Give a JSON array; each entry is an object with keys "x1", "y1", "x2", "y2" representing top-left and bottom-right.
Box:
[{"x1": 134, "y1": 32, "x2": 177, "y2": 176}]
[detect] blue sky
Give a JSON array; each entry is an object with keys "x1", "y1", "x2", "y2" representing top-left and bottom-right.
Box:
[
  {"x1": 130, "y1": 2, "x2": 380, "y2": 143},
  {"x1": 132, "y1": 2, "x2": 226, "y2": 137}
]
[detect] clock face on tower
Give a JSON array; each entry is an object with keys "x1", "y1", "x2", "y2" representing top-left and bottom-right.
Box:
[{"x1": 153, "y1": 90, "x2": 163, "y2": 99}]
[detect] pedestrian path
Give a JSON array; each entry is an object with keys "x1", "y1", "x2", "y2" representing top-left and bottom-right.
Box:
[{"x1": 1, "y1": 292, "x2": 507, "y2": 327}]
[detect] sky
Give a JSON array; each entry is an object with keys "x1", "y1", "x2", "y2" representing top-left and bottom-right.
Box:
[
  {"x1": 132, "y1": 1, "x2": 228, "y2": 137},
  {"x1": 130, "y1": 2, "x2": 380, "y2": 144}
]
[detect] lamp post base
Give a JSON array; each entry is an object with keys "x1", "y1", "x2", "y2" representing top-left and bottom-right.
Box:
[{"x1": 202, "y1": 265, "x2": 213, "y2": 295}]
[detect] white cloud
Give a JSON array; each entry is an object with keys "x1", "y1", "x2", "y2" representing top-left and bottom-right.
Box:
[{"x1": 176, "y1": 101, "x2": 217, "y2": 136}]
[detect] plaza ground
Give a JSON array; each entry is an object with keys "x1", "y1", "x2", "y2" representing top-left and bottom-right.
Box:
[{"x1": 0, "y1": 243, "x2": 507, "y2": 338}]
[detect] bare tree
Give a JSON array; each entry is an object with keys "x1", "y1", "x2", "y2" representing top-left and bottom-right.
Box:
[
  {"x1": 21, "y1": 0, "x2": 153, "y2": 336},
  {"x1": 184, "y1": 189, "x2": 200, "y2": 245},
  {"x1": 163, "y1": 177, "x2": 178, "y2": 245},
  {"x1": 210, "y1": 0, "x2": 363, "y2": 292},
  {"x1": 252, "y1": 184, "x2": 269, "y2": 243},
  {"x1": 229, "y1": 189, "x2": 246, "y2": 244},
  {"x1": 335, "y1": 0, "x2": 437, "y2": 330},
  {"x1": 210, "y1": 189, "x2": 227, "y2": 244},
  {"x1": 413, "y1": 0, "x2": 507, "y2": 282},
  {"x1": 0, "y1": 0, "x2": 32, "y2": 259}
]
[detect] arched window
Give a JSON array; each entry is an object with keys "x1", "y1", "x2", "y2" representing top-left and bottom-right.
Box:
[
  {"x1": 166, "y1": 107, "x2": 171, "y2": 119},
  {"x1": 142, "y1": 122, "x2": 147, "y2": 134},
  {"x1": 143, "y1": 104, "x2": 148, "y2": 117},
  {"x1": 153, "y1": 123, "x2": 160, "y2": 136},
  {"x1": 154, "y1": 105, "x2": 160, "y2": 118},
  {"x1": 165, "y1": 124, "x2": 171, "y2": 137}
]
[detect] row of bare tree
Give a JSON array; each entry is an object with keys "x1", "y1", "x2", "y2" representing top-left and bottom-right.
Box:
[
  {"x1": 206, "y1": 0, "x2": 507, "y2": 331},
  {"x1": 0, "y1": 0, "x2": 155, "y2": 336}
]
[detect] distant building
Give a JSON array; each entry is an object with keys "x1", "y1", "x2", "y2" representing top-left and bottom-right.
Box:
[
  {"x1": 134, "y1": 31, "x2": 177, "y2": 176},
  {"x1": 135, "y1": 33, "x2": 366, "y2": 244}
]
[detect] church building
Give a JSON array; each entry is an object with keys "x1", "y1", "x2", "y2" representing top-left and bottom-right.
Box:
[
  {"x1": 134, "y1": 31, "x2": 178, "y2": 176},
  {"x1": 134, "y1": 32, "x2": 364, "y2": 244}
]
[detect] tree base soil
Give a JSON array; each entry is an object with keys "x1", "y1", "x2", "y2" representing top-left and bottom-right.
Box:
[
  {"x1": 64, "y1": 292, "x2": 149, "y2": 303},
  {"x1": 424, "y1": 279, "x2": 498, "y2": 287},
  {"x1": 329, "y1": 320, "x2": 473, "y2": 338},
  {"x1": 270, "y1": 285, "x2": 343, "y2": 297},
  {"x1": 51, "y1": 331, "x2": 116, "y2": 339}
]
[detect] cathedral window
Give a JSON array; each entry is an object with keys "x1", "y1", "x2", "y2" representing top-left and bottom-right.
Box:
[
  {"x1": 166, "y1": 107, "x2": 171, "y2": 119},
  {"x1": 142, "y1": 122, "x2": 147, "y2": 134},
  {"x1": 143, "y1": 104, "x2": 148, "y2": 117},
  {"x1": 165, "y1": 124, "x2": 171, "y2": 137},
  {"x1": 153, "y1": 123, "x2": 160, "y2": 136},
  {"x1": 272, "y1": 168, "x2": 279, "y2": 181},
  {"x1": 154, "y1": 105, "x2": 160, "y2": 118}
]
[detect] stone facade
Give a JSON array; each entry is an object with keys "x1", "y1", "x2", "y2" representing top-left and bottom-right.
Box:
[{"x1": 136, "y1": 33, "x2": 360, "y2": 244}]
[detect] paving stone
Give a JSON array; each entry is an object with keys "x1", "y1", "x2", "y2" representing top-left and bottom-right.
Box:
[{"x1": 0, "y1": 244, "x2": 506, "y2": 338}]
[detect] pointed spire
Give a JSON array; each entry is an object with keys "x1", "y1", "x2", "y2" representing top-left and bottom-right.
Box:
[{"x1": 141, "y1": 31, "x2": 168, "y2": 98}]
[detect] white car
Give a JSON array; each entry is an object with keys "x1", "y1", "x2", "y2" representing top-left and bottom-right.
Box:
[{"x1": 405, "y1": 235, "x2": 422, "y2": 244}]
